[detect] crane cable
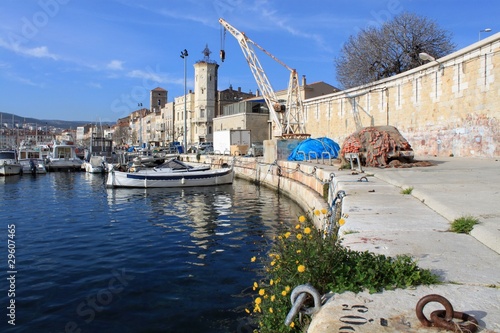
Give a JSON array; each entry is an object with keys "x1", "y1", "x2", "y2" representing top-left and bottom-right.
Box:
[{"x1": 220, "y1": 26, "x2": 226, "y2": 62}]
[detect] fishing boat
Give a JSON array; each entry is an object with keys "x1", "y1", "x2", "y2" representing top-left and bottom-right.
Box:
[
  {"x1": 0, "y1": 150, "x2": 22, "y2": 176},
  {"x1": 106, "y1": 158, "x2": 233, "y2": 188}
]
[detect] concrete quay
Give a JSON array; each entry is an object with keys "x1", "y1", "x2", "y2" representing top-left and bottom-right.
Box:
[
  {"x1": 305, "y1": 156, "x2": 500, "y2": 333},
  {"x1": 196, "y1": 154, "x2": 500, "y2": 331}
]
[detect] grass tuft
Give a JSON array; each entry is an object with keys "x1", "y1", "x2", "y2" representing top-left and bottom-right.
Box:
[
  {"x1": 450, "y1": 215, "x2": 479, "y2": 234},
  {"x1": 401, "y1": 186, "x2": 414, "y2": 195}
]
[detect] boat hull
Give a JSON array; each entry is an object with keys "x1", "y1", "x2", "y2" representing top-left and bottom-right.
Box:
[
  {"x1": 0, "y1": 164, "x2": 22, "y2": 176},
  {"x1": 106, "y1": 167, "x2": 234, "y2": 188}
]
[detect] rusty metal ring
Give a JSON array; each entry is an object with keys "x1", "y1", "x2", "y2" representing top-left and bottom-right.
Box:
[
  {"x1": 415, "y1": 294, "x2": 454, "y2": 327},
  {"x1": 430, "y1": 310, "x2": 478, "y2": 333}
]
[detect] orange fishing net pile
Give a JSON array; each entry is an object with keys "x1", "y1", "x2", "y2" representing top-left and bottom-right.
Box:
[{"x1": 340, "y1": 126, "x2": 413, "y2": 167}]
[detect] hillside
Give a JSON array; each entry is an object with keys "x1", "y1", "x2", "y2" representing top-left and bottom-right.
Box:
[{"x1": 0, "y1": 112, "x2": 100, "y2": 129}]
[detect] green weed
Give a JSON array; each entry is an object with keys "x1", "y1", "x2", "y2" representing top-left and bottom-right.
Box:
[
  {"x1": 450, "y1": 215, "x2": 479, "y2": 234},
  {"x1": 401, "y1": 186, "x2": 414, "y2": 195}
]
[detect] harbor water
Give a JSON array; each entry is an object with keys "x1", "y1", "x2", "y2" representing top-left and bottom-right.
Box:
[{"x1": 1, "y1": 172, "x2": 304, "y2": 333}]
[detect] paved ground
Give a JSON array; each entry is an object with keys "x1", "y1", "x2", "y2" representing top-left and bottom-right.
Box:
[{"x1": 306, "y1": 156, "x2": 500, "y2": 333}]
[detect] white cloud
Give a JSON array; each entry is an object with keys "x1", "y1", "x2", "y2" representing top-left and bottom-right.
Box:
[
  {"x1": 24, "y1": 46, "x2": 59, "y2": 60},
  {"x1": 127, "y1": 69, "x2": 164, "y2": 83},
  {"x1": 107, "y1": 60, "x2": 124, "y2": 70},
  {"x1": 0, "y1": 38, "x2": 59, "y2": 60}
]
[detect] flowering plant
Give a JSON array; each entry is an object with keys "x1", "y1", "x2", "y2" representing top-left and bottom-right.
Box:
[{"x1": 247, "y1": 210, "x2": 438, "y2": 332}]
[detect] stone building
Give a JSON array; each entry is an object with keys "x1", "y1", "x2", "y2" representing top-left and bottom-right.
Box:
[{"x1": 302, "y1": 33, "x2": 500, "y2": 157}]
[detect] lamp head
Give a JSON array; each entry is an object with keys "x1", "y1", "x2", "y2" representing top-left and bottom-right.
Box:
[{"x1": 419, "y1": 52, "x2": 435, "y2": 62}]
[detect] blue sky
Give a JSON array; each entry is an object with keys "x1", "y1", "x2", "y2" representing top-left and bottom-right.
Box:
[{"x1": 0, "y1": 0, "x2": 498, "y2": 122}]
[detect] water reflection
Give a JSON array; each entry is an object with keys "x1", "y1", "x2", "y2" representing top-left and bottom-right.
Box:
[{"x1": 2, "y1": 174, "x2": 303, "y2": 333}]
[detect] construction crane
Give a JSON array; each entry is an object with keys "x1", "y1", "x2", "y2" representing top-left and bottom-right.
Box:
[{"x1": 219, "y1": 18, "x2": 308, "y2": 138}]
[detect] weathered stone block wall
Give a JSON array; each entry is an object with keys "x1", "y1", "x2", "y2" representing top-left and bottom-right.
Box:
[{"x1": 304, "y1": 34, "x2": 500, "y2": 158}]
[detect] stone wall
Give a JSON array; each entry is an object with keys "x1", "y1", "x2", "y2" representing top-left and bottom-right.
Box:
[{"x1": 303, "y1": 33, "x2": 500, "y2": 158}]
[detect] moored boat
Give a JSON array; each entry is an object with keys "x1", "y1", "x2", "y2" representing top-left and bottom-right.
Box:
[
  {"x1": 45, "y1": 141, "x2": 83, "y2": 172},
  {"x1": 0, "y1": 150, "x2": 22, "y2": 176},
  {"x1": 106, "y1": 158, "x2": 233, "y2": 188},
  {"x1": 18, "y1": 145, "x2": 47, "y2": 174},
  {"x1": 82, "y1": 155, "x2": 112, "y2": 174}
]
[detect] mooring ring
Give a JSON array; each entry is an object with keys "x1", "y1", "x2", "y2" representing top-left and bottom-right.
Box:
[
  {"x1": 415, "y1": 294, "x2": 454, "y2": 327},
  {"x1": 430, "y1": 310, "x2": 478, "y2": 333}
]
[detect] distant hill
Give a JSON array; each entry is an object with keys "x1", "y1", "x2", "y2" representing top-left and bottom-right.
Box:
[{"x1": 0, "y1": 112, "x2": 108, "y2": 129}]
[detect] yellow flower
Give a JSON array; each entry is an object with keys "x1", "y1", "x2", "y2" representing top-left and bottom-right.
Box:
[
  {"x1": 253, "y1": 282, "x2": 258, "y2": 288},
  {"x1": 304, "y1": 227, "x2": 311, "y2": 234},
  {"x1": 314, "y1": 209, "x2": 320, "y2": 216},
  {"x1": 270, "y1": 295, "x2": 276, "y2": 302},
  {"x1": 255, "y1": 297, "x2": 262, "y2": 305},
  {"x1": 269, "y1": 307, "x2": 273, "y2": 313},
  {"x1": 254, "y1": 305, "x2": 261, "y2": 313},
  {"x1": 299, "y1": 215, "x2": 306, "y2": 223},
  {"x1": 338, "y1": 218, "x2": 346, "y2": 226},
  {"x1": 284, "y1": 232, "x2": 291, "y2": 238},
  {"x1": 298, "y1": 264, "x2": 306, "y2": 273},
  {"x1": 281, "y1": 290, "x2": 287, "y2": 296},
  {"x1": 295, "y1": 224, "x2": 301, "y2": 229},
  {"x1": 296, "y1": 249, "x2": 301, "y2": 254},
  {"x1": 270, "y1": 279, "x2": 274, "y2": 286},
  {"x1": 245, "y1": 308, "x2": 250, "y2": 314},
  {"x1": 251, "y1": 256, "x2": 256, "y2": 262},
  {"x1": 290, "y1": 322, "x2": 295, "y2": 328},
  {"x1": 259, "y1": 289, "x2": 265, "y2": 296},
  {"x1": 270, "y1": 260, "x2": 276, "y2": 266},
  {"x1": 285, "y1": 286, "x2": 291, "y2": 292},
  {"x1": 321, "y1": 208, "x2": 327, "y2": 214},
  {"x1": 296, "y1": 233, "x2": 303, "y2": 240}
]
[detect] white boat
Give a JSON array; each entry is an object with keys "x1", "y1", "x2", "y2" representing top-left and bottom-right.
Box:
[
  {"x1": 0, "y1": 150, "x2": 23, "y2": 176},
  {"x1": 19, "y1": 159, "x2": 47, "y2": 175},
  {"x1": 18, "y1": 145, "x2": 47, "y2": 174},
  {"x1": 106, "y1": 158, "x2": 233, "y2": 188},
  {"x1": 83, "y1": 155, "x2": 112, "y2": 174},
  {"x1": 45, "y1": 142, "x2": 83, "y2": 172}
]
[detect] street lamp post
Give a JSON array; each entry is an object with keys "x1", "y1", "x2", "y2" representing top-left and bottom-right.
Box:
[
  {"x1": 180, "y1": 49, "x2": 188, "y2": 154},
  {"x1": 479, "y1": 28, "x2": 492, "y2": 41}
]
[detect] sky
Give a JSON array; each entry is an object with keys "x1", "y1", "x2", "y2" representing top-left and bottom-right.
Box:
[{"x1": 0, "y1": 0, "x2": 499, "y2": 123}]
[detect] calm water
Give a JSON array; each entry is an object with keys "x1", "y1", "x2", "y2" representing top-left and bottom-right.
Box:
[{"x1": 0, "y1": 172, "x2": 303, "y2": 333}]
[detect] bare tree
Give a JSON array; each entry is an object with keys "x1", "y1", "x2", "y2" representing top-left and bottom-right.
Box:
[
  {"x1": 112, "y1": 126, "x2": 130, "y2": 146},
  {"x1": 335, "y1": 12, "x2": 456, "y2": 89}
]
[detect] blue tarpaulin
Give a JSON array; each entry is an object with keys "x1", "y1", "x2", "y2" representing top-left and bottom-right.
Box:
[{"x1": 288, "y1": 137, "x2": 341, "y2": 161}]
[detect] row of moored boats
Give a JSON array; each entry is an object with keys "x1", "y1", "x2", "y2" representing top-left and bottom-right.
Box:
[{"x1": 1, "y1": 142, "x2": 234, "y2": 189}]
